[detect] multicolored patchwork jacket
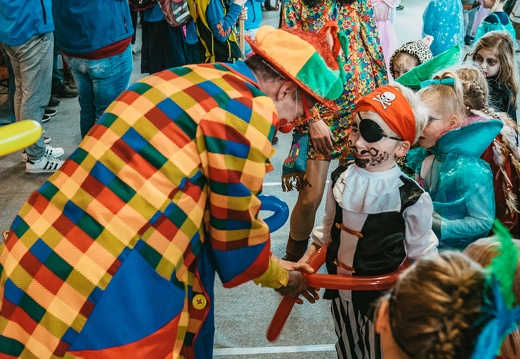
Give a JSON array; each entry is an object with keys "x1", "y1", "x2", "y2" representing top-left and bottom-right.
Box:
[{"x1": 0, "y1": 61, "x2": 286, "y2": 358}]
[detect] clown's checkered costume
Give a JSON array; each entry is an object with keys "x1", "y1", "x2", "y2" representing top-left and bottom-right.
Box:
[{"x1": 0, "y1": 61, "x2": 285, "y2": 358}]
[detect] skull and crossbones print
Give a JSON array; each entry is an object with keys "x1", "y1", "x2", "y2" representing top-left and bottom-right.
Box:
[{"x1": 372, "y1": 91, "x2": 397, "y2": 110}]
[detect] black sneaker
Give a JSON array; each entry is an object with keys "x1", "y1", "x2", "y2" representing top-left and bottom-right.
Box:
[
  {"x1": 42, "y1": 114, "x2": 51, "y2": 123},
  {"x1": 48, "y1": 95, "x2": 61, "y2": 107},
  {"x1": 44, "y1": 108, "x2": 57, "y2": 117},
  {"x1": 396, "y1": 5, "x2": 404, "y2": 10},
  {"x1": 52, "y1": 83, "x2": 78, "y2": 98}
]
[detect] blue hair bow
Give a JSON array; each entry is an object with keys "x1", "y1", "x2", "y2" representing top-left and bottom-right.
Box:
[
  {"x1": 471, "y1": 221, "x2": 520, "y2": 359},
  {"x1": 420, "y1": 78, "x2": 455, "y2": 88},
  {"x1": 471, "y1": 277, "x2": 520, "y2": 359}
]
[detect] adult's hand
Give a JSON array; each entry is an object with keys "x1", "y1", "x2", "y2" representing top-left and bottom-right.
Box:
[
  {"x1": 275, "y1": 270, "x2": 319, "y2": 303},
  {"x1": 309, "y1": 120, "x2": 334, "y2": 155},
  {"x1": 239, "y1": 6, "x2": 248, "y2": 20},
  {"x1": 233, "y1": 0, "x2": 247, "y2": 7},
  {"x1": 275, "y1": 265, "x2": 319, "y2": 303}
]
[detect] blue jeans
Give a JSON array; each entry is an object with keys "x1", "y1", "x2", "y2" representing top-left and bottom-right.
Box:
[
  {"x1": 64, "y1": 44, "x2": 133, "y2": 138},
  {"x1": 1, "y1": 32, "x2": 53, "y2": 160},
  {"x1": 52, "y1": 33, "x2": 63, "y2": 89}
]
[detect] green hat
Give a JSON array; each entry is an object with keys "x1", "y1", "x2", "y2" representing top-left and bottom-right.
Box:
[
  {"x1": 396, "y1": 44, "x2": 461, "y2": 90},
  {"x1": 247, "y1": 26, "x2": 345, "y2": 109}
]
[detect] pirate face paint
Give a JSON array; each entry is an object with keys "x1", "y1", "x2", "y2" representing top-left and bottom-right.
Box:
[
  {"x1": 349, "y1": 111, "x2": 402, "y2": 172},
  {"x1": 357, "y1": 114, "x2": 404, "y2": 143}
]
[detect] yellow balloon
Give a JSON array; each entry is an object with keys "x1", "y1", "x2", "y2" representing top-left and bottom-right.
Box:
[{"x1": 0, "y1": 120, "x2": 43, "y2": 156}]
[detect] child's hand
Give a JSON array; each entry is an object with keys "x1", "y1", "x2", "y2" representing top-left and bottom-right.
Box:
[{"x1": 432, "y1": 212, "x2": 442, "y2": 232}]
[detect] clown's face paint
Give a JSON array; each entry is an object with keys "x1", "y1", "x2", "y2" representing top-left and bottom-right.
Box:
[{"x1": 349, "y1": 111, "x2": 401, "y2": 172}]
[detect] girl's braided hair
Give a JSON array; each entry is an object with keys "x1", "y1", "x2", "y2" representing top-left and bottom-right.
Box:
[{"x1": 389, "y1": 251, "x2": 487, "y2": 359}]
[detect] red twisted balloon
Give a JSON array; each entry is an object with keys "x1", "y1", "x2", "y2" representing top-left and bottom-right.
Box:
[{"x1": 266, "y1": 243, "x2": 410, "y2": 342}]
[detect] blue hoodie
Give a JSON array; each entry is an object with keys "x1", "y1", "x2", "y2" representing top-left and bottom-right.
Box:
[
  {"x1": 0, "y1": 0, "x2": 54, "y2": 46},
  {"x1": 51, "y1": 0, "x2": 133, "y2": 55}
]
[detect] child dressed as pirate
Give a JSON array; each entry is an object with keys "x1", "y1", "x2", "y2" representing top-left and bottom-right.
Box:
[{"x1": 296, "y1": 84, "x2": 439, "y2": 359}]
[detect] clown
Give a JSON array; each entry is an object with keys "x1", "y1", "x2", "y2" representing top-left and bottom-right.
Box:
[{"x1": 0, "y1": 26, "x2": 344, "y2": 359}]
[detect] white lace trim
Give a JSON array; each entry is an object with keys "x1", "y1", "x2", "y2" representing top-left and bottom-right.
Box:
[{"x1": 335, "y1": 165, "x2": 404, "y2": 214}]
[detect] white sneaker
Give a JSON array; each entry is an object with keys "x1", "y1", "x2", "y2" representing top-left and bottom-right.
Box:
[
  {"x1": 22, "y1": 145, "x2": 65, "y2": 163},
  {"x1": 26, "y1": 156, "x2": 64, "y2": 174}
]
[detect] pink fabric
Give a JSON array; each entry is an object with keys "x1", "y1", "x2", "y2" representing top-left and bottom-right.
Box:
[
  {"x1": 472, "y1": 6, "x2": 491, "y2": 34},
  {"x1": 372, "y1": 0, "x2": 398, "y2": 79},
  {"x1": 376, "y1": 20, "x2": 398, "y2": 80}
]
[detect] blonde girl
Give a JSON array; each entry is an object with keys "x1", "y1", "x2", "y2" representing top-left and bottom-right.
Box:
[
  {"x1": 454, "y1": 65, "x2": 520, "y2": 237},
  {"x1": 406, "y1": 71, "x2": 503, "y2": 249}
]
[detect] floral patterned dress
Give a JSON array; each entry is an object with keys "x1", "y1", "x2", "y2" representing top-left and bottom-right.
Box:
[{"x1": 283, "y1": 0, "x2": 388, "y2": 160}]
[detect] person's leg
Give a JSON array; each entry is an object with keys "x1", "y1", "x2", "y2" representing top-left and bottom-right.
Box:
[
  {"x1": 90, "y1": 45, "x2": 133, "y2": 136},
  {"x1": 51, "y1": 35, "x2": 78, "y2": 99},
  {"x1": 4, "y1": 33, "x2": 53, "y2": 161},
  {"x1": 359, "y1": 312, "x2": 382, "y2": 359},
  {"x1": 285, "y1": 159, "x2": 331, "y2": 261},
  {"x1": 168, "y1": 25, "x2": 187, "y2": 68},
  {"x1": 131, "y1": 9, "x2": 138, "y2": 46},
  {"x1": 0, "y1": 47, "x2": 15, "y2": 124},
  {"x1": 51, "y1": 34, "x2": 63, "y2": 90},
  {"x1": 65, "y1": 54, "x2": 96, "y2": 138},
  {"x1": 331, "y1": 297, "x2": 365, "y2": 359}
]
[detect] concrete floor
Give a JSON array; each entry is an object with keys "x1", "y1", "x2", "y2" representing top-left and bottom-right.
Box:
[{"x1": 0, "y1": 1, "x2": 448, "y2": 357}]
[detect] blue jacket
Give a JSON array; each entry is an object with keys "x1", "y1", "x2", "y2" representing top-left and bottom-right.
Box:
[
  {"x1": 0, "y1": 0, "x2": 54, "y2": 46},
  {"x1": 244, "y1": 0, "x2": 263, "y2": 30},
  {"x1": 406, "y1": 119, "x2": 503, "y2": 249},
  {"x1": 51, "y1": 0, "x2": 134, "y2": 55}
]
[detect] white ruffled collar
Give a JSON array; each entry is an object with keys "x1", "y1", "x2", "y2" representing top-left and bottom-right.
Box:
[{"x1": 334, "y1": 165, "x2": 404, "y2": 214}]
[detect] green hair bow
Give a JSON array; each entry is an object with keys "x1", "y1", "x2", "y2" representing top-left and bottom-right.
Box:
[{"x1": 420, "y1": 77, "x2": 455, "y2": 88}]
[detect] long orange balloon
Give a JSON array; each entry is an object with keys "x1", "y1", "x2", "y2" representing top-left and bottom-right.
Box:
[
  {"x1": 266, "y1": 244, "x2": 410, "y2": 342},
  {"x1": 266, "y1": 243, "x2": 329, "y2": 342}
]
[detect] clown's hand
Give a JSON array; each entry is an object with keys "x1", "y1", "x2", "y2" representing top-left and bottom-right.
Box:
[{"x1": 275, "y1": 270, "x2": 319, "y2": 304}]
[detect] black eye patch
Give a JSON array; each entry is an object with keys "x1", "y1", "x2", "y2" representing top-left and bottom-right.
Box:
[
  {"x1": 359, "y1": 118, "x2": 386, "y2": 143},
  {"x1": 358, "y1": 115, "x2": 403, "y2": 143}
]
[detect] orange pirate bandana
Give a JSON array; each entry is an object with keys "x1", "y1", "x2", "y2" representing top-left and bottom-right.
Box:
[{"x1": 355, "y1": 85, "x2": 416, "y2": 144}]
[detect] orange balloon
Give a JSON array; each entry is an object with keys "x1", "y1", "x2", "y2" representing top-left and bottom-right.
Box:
[
  {"x1": 266, "y1": 243, "x2": 329, "y2": 342},
  {"x1": 266, "y1": 243, "x2": 410, "y2": 342}
]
